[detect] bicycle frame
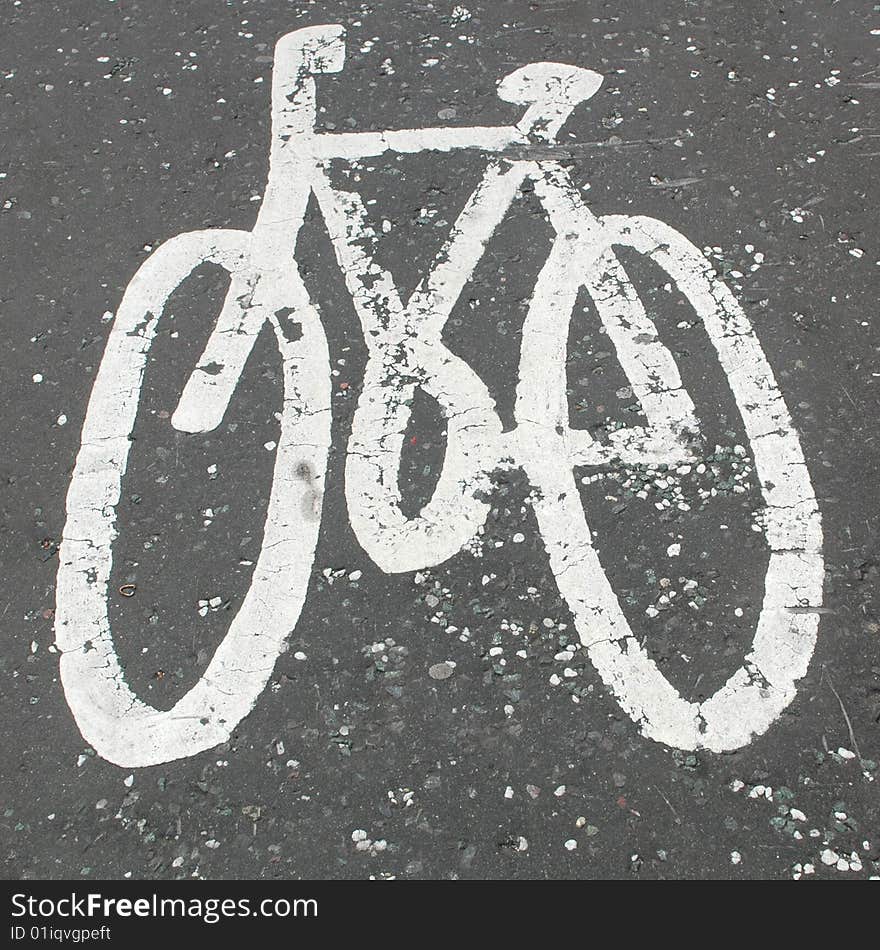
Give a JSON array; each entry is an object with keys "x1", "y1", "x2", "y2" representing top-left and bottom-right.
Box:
[{"x1": 55, "y1": 26, "x2": 824, "y2": 767}]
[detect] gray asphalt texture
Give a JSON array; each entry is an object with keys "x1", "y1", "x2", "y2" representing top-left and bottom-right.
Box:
[{"x1": 1, "y1": 0, "x2": 878, "y2": 880}]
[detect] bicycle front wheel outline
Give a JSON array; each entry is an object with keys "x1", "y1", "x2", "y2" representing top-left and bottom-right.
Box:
[{"x1": 55, "y1": 229, "x2": 331, "y2": 768}]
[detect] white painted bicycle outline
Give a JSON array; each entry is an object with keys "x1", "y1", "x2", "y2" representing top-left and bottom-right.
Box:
[{"x1": 56, "y1": 26, "x2": 824, "y2": 768}]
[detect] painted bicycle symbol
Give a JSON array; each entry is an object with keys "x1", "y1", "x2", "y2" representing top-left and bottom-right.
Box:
[{"x1": 55, "y1": 26, "x2": 823, "y2": 768}]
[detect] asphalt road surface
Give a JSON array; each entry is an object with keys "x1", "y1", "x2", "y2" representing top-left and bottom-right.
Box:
[{"x1": 2, "y1": 0, "x2": 878, "y2": 881}]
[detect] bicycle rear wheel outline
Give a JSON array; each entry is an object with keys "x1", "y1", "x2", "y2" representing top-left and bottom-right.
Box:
[{"x1": 515, "y1": 169, "x2": 823, "y2": 751}]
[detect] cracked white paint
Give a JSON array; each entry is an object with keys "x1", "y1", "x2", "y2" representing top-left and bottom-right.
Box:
[{"x1": 56, "y1": 25, "x2": 823, "y2": 767}]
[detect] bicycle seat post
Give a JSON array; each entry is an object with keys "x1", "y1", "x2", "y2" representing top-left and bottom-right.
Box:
[{"x1": 497, "y1": 63, "x2": 603, "y2": 143}]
